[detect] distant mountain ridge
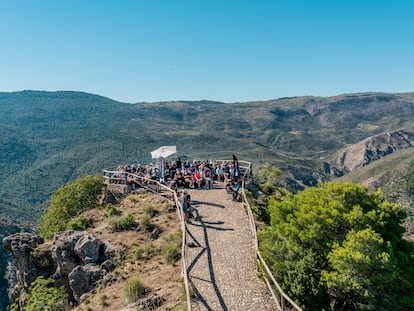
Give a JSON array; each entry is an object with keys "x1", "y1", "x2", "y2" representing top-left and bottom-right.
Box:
[
  {"x1": 1, "y1": 90, "x2": 414, "y2": 309},
  {"x1": 1, "y1": 90, "x2": 414, "y2": 226},
  {"x1": 324, "y1": 129, "x2": 414, "y2": 177}
]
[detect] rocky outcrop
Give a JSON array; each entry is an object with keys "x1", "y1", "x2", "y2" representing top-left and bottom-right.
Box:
[
  {"x1": 2, "y1": 233, "x2": 44, "y2": 305},
  {"x1": 69, "y1": 263, "x2": 104, "y2": 302},
  {"x1": 3, "y1": 230, "x2": 116, "y2": 307},
  {"x1": 324, "y1": 130, "x2": 414, "y2": 177}
]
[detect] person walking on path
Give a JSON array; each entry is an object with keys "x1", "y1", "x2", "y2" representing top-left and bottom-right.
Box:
[{"x1": 180, "y1": 190, "x2": 191, "y2": 222}]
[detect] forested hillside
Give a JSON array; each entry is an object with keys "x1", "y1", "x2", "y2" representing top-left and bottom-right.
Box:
[
  {"x1": 1, "y1": 90, "x2": 414, "y2": 226},
  {"x1": 2, "y1": 90, "x2": 414, "y2": 310}
]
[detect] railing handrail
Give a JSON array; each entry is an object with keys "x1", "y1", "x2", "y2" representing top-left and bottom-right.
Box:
[
  {"x1": 239, "y1": 163, "x2": 303, "y2": 311},
  {"x1": 102, "y1": 169, "x2": 192, "y2": 311},
  {"x1": 103, "y1": 158, "x2": 302, "y2": 311}
]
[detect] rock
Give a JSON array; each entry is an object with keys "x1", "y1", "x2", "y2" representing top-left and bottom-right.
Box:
[
  {"x1": 3, "y1": 230, "x2": 115, "y2": 307},
  {"x1": 121, "y1": 295, "x2": 164, "y2": 311},
  {"x1": 2, "y1": 233, "x2": 43, "y2": 289},
  {"x1": 327, "y1": 130, "x2": 414, "y2": 175},
  {"x1": 149, "y1": 227, "x2": 162, "y2": 240},
  {"x1": 74, "y1": 234, "x2": 102, "y2": 264},
  {"x1": 51, "y1": 231, "x2": 85, "y2": 278},
  {"x1": 101, "y1": 259, "x2": 115, "y2": 272},
  {"x1": 68, "y1": 264, "x2": 104, "y2": 302},
  {"x1": 122, "y1": 303, "x2": 139, "y2": 311},
  {"x1": 52, "y1": 231, "x2": 107, "y2": 278},
  {"x1": 137, "y1": 295, "x2": 163, "y2": 310},
  {"x1": 99, "y1": 242, "x2": 116, "y2": 262},
  {"x1": 101, "y1": 273, "x2": 116, "y2": 286},
  {"x1": 79, "y1": 292, "x2": 93, "y2": 303}
]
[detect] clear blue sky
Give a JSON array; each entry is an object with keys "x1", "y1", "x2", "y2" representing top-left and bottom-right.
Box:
[{"x1": 1, "y1": 0, "x2": 413, "y2": 103}]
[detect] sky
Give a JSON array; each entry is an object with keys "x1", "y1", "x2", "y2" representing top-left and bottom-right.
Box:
[{"x1": 1, "y1": 0, "x2": 413, "y2": 103}]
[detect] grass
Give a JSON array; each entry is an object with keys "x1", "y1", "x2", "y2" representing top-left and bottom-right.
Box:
[
  {"x1": 144, "y1": 204, "x2": 155, "y2": 217},
  {"x1": 140, "y1": 214, "x2": 151, "y2": 231},
  {"x1": 67, "y1": 215, "x2": 92, "y2": 231},
  {"x1": 123, "y1": 277, "x2": 146, "y2": 303},
  {"x1": 133, "y1": 243, "x2": 157, "y2": 260},
  {"x1": 110, "y1": 214, "x2": 136, "y2": 232},
  {"x1": 161, "y1": 230, "x2": 182, "y2": 265},
  {"x1": 106, "y1": 204, "x2": 121, "y2": 216}
]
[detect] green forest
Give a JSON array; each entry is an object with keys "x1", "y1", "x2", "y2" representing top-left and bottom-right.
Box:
[
  {"x1": 256, "y1": 181, "x2": 414, "y2": 310},
  {"x1": 2, "y1": 90, "x2": 414, "y2": 310}
]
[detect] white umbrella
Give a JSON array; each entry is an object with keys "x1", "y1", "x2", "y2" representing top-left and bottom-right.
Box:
[
  {"x1": 150, "y1": 146, "x2": 177, "y2": 184},
  {"x1": 150, "y1": 145, "x2": 177, "y2": 159}
]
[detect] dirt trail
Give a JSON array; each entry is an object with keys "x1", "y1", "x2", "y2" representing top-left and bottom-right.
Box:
[{"x1": 185, "y1": 184, "x2": 276, "y2": 311}]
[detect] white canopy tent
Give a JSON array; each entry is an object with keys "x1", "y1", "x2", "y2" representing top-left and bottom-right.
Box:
[{"x1": 150, "y1": 146, "x2": 177, "y2": 183}]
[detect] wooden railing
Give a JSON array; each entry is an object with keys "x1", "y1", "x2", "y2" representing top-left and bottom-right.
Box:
[
  {"x1": 102, "y1": 170, "x2": 192, "y2": 311},
  {"x1": 103, "y1": 159, "x2": 302, "y2": 311},
  {"x1": 239, "y1": 164, "x2": 303, "y2": 311}
]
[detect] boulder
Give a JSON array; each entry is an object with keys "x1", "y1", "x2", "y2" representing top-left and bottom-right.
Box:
[
  {"x1": 3, "y1": 230, "x2": 115, "y2": 307},
  {"x1": 51, "y1": 231, "x2": 83, "y2": 278},
  {"x1": 74, "y1": 234, "x2": 102, "y2": 264},
  {"x1": 2, "y1": 233, "x2": 43, "y2": 289},
  {"x1": 68, "y1": 264, "x2": 104, "y2": 302}
]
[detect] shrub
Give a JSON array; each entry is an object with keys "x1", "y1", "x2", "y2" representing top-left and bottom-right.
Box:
[
  {"x1": 106, "y1": 204, "x2": 120, "y2": 216},
  {"x1": 140, "y1": 214, "x2": 151, "y2": 231},
  {"x1": 129, "y1": 196, "x2": 139, "y2": 203},
  {"x1": 20, "y1": 276, "x2": 67, "y2": 311},
  {"x1": 133, "y1": 244, "x2": 157, "y2": 260},
  {"x1": 67, "y1": 215, "x2": 92, "y2": 230},
  {"x1": 123, "y1": 277, "x2": 146, "y2": 303},
  {"x1": 161, "y1": 231, "x2": 182, "y2": 265},
  {"x1": 144, "y1": 204, "x2": 155, "y2": 217},
  {"x1": 111, "y1": 214, "x2": 136, "y2": 232},
  {"x1": 260, "y1": 181, "x2": 414, "y2": 310},
  {"x1": 38, "y1": 175, "x2": 104, "y2": 239}
]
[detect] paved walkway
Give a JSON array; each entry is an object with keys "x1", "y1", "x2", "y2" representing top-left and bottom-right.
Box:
[{"x1": 185, "y1": 184, "x2": 276, "y2": 311}]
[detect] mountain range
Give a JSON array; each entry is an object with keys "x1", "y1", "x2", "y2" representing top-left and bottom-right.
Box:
[
  {"x1": 1, "y1": 90, "x2": 414, "y2": 309},
  {"x1": 1, "y1": 90, "x2": 414, "y2": 226}
]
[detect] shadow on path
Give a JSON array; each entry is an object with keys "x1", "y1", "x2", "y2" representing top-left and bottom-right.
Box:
[
  {"x1": 187, "y1": 206, "x2": 228, "y2": 311},
  {"x1": 192, "y1": 200, "x2": 226, "y2": 209}
]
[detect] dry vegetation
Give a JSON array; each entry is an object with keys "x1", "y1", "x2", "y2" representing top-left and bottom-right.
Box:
[{"x1": 71, "y1": 191, "x2": 186, "y2": 311}]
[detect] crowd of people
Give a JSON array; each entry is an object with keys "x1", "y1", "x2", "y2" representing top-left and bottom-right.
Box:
[
  {"x1": 110, "y1": 157, "x2": 243, "y2": 192},
  {"x1": 106, "y1": 156, "x2": 245, "y2": 223}
]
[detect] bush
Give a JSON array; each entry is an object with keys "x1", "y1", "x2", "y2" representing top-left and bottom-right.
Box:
[
  {"x1": 67, "y1": 215, "x2": 92, "y2": 230},
  {"x1": 144, "y1": 204, "x2": 155, "y2": 217},
  {"x1": 111, "y1": 214, "x2": 136, "y2": 232},
  {"x1": 133, "y1": 244, "x2": 157, "y2": 260},
  {"x1": 260, "y1": 182, "x2": 414, "y2": 310},
  {"x1": 19, "y1": 276, "x2": 67, "y2": 311},
  {"x1": 123, "y1": 277, "x2": 146, "y2": 303},
  {"x1": 38, "y1": 175, "x2": 104, "y2": 239},
  {"x1": 161, "y1": 231, "x2": 182, "y2": 265},
  {"x1": 106, "y1": 204, "x2": 120, "y2": 216},
  {"x1": 140, "y1": 214, "x2": 151, "y2": 231}
]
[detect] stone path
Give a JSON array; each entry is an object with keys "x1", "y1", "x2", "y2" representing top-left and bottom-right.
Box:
[{"x1": 185, "y1": 184, "x2": 276, "y2": 311}]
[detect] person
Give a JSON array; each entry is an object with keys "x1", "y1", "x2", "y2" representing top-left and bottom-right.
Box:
[
  {"x1": 229, "y1": 181, "x2": 242, "y2": 201},
  {"x1": 204, "y1": 168, "x2": 213, "y2": 189},
  {"x1": 180, "y1": 190, "x2": 191, "y2": 222},
  {"x1": 176, "y1": 157, "x2": 182, "y2": 169}
]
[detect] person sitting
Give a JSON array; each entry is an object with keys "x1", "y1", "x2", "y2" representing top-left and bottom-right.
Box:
[
  {"x1": 224, "y1": 172, "x2": 234, "y2": 191},
  {"x1": 193, "y1": 167, "x2": 205, "y2": 189},
  {"x1": 182, "y1": 169, "x2": 193, "y2": 188},
  {"x1": 216, "y1": 165, "x2": 224, "y2": 182},
  {"x1": 229, "y1": 181, "x2": 242, "y2": 201}
]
